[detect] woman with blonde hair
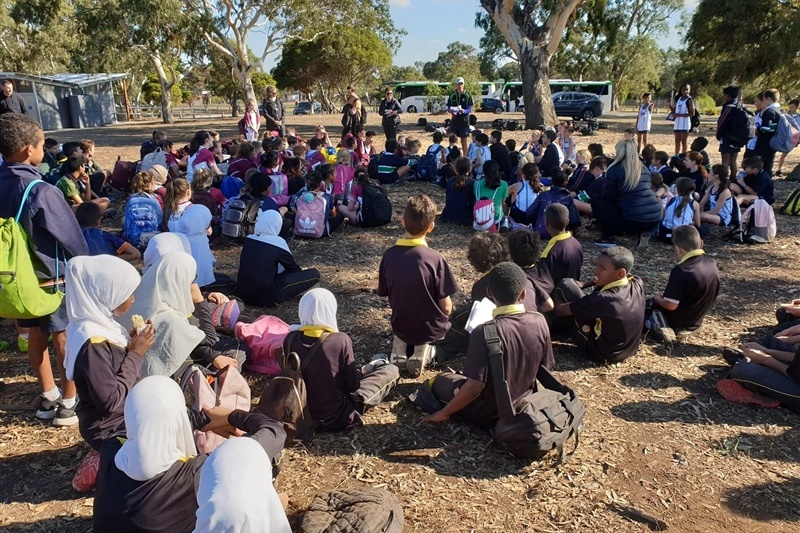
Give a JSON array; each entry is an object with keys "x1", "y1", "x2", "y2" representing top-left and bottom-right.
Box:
[
  {"x1": 592, "y1": 139, "x2": 662, "y2": 248},
  {"x1": 242, "y1": 99, "x2": 261, "y2": 142}
]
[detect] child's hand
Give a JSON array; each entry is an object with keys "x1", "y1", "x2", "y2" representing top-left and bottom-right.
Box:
[
  {"x1": 202, "y1": 406, "x2": 243, "y2": 438},
  {"x1": 128, "y1": 324, "x2": 155, "y2": 355},
  {"x1": 423, "y1": 410, "x2": 450, "y2": 423},
  {"x1": 207, "y1": 292, "x2": 229, "y2": 305},
  {"x1": 213, "y1": 356, "x2": 239, "y2": 370}
]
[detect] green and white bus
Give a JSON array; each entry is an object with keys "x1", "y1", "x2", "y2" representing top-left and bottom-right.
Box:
[
  {"x1": 496, "y1": 79, "x2": 613, "y2": 112},
  {"x1": 392, "y1": 81, "x2": 497, "y2": 113}
]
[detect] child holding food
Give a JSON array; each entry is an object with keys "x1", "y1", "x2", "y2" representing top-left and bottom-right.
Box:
[{"x1": 64, "y1": 255, "x2": 155, "y2": 492}]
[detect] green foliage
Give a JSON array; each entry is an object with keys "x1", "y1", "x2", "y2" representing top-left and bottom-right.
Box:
[
  {"x1": 387, "y1": 66, "x2": 426, "y2": 82},
  {"x1": 682, "y1": 0, "x2": 800, "y2": 96},
  {"x1": 421, "y1": 42, "x2": 482, "y2": 83},
  {"x1": 141, "y1": 73, "x2": 184, "y2": 104},
  {"x1": 695, "y1": 93, "x2": 718, "y2": 116}
]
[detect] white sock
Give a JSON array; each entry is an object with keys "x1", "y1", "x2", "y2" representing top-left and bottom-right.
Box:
[
  {"x1": 43, "y1": 387, "x2": 60, "y2": 402},
  {"x1": 61, "y1": 396, "x2": 77, "y2": 409}
]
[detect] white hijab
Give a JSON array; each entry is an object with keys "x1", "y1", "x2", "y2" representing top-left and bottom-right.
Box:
[
  {"x1": 65, "y1": 256, "x2": 141, "y2": 380},
  {"x1": 291, "y1": 288, "x2": 339, "y2": 332},
  {"x1": 115, "y1": 375, "x2": 197, "y2": 481},
  {"x1": 248, "y1": 209, "x2": 290, "y2": 253},
  {"x1": 143, "y1": 233, "x2": 191, "y2": 273},
  {"x1": 193, "y1": 438, "x2": 291, "y2": 533},
  {"x1": 122, "y1": 251, "x2": 205, "y2": 377}
]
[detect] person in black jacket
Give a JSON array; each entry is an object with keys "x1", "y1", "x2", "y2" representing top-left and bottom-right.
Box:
[
  {"x1": 590, "y1": 139, "x2": 662, "y2": 248},
  {"x1": 745, "y1": 89, "x2": 782, "y2": 175},
  {"x1": 379, "y1": 86, "x2": 402, "y2": 140},
  {"x1": 0, "y1": 113, "x2": 89, "y2": 425},
  {"x1": 0, "y1": 80, "x2": 27, "y2": 114},
  {"x1": 489, "y1": 130, "x2": 513, "y2": 179},
  {"x1": 236, "y1": 209, "x2": 320, "y2": 307},
  {"x1": 715, "y1": 85, "x2": 751, "y2": 178},
  {"x1": 261, "y1": 86, "x2": 286, "y2": 138}
]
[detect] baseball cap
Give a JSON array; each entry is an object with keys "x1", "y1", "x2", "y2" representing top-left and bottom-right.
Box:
[{"x1": 455, "y1": 77, "x2": 465, "y2": 85}]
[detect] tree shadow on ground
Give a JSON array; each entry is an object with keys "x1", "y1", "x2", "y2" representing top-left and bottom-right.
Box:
[
  {"x1": 0, "y1": 517, "x2": 92, "y2": 532},
  {"x1": 723, "y1": 478, "x2": 800, "y2": 522},
  {"x1": 611, "y1": 367, "x2": 800, "y2": 448},
  {"x1": 0, "y1": 444, "x2": 87, "y2": 505}
]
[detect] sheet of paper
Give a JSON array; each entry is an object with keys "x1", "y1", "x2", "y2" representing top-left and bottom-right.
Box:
[{"x1": 466, "y1": 298, "x2": 497, "y2": 333}]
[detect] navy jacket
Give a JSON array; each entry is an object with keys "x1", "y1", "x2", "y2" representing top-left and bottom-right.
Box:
[
  {"x1": 602, "y1": 164, "x2": 662, "y2": 223},
  {"x1": 0, "y1": 162, "x2": 88, "y2": 280}
]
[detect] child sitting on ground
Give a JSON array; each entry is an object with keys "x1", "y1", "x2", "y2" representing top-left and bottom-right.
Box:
[
  {"x1": 506, "y1": 229, "x2": 554, "y2": 313},
  {"x1": 439, "y1": 157, "x2": 475, "y2": 226},
  {"x1": 378, "y1": 194, "x2": 459, "y2": 377},
  {"x1": 566, "y1": 149, "x2": 593, "y2": 193},
  {"x1": 333, "y1": 149, "x2": 356, "y2": 205},
  {"x1": 555, "y1": 246, "x2": 645, "y2": 364},
  {"x1": 573, "y1": 156, "x2": 607, "y2": 217},
  {"x1": 376, "y1": 139, "x2": 413, "y2": 185},
  {"x1": 338, "y1": 168, "x2": 371, "y2": 225},
  {"x1": 123, "y1": 172, "x2": 163, "y2": 249},
  {"x1": 699, "y1": 165, "x2": 735, "y2": 226},
  {"x1": 650, "y1": 172, "x2": 672, "y2": 209},
  {"x1": 508, "y1": 162, "x2": 543, "y2": 225},
  {"x1": 646, "y1": 225, "x2": 720, "y2": 343},
  {"x1": 163, "y1": 178, "x2": 216, "y2": 288},
  {"x1": 536, "y1": 204, "x2": 583, "y2": 296},
  {"x1": 731, "y1": 156, "x2": 775, "y2": 206},
  {"x1": 468, "y1": 233, "x2": 538, "y2": 311},
  {"x1": 690, "y1": 136, "x2": 712, "y2": 172},
  {"x1": 76, "y1": 203, "x2": 141, "y2": 262},
  {"x1": 652, "y1": 150, "x2": 678, "y2": 186},
  {"x1": 471, "y1": 132, "x2": 491, "y2": 179},
  {"x1": 423, "y1": 262, "x2": 554, "y2": 426},
  {"x1": 282, "y1": 288, "x2": 400, "y2": 432},
  {"x1": 305, "y1": 138, "x2": 328, "y2": 171},
  {"x1": 680, "y1": 151, "x2": 708, "y2": 194},
  {"x1": 190, "y1": 169, "x2": 224, "y2": 232},
  {"x1": 659, "y1": 177, "x2": 701, "y2": 240},
  {"x1": 56, "y1": 156, "x2": 112, "y2": 215}
]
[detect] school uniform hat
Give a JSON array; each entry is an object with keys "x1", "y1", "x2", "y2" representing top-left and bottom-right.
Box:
[
  {"x1": 455, "y1": 77, "x2": 465, "y2": 85},
  {"x1": 149, "y1": 165, "x2": 168, "y2": 187}
]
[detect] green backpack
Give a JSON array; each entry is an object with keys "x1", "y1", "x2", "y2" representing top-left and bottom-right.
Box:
[
  {"x1": 780, "y1": 187, "x2": 800, "y2": 216},
  {"x1": 0, "y1": 180, "x2": 64, "y2": 319}
]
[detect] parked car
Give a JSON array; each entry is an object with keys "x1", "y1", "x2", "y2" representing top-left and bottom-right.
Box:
[
  {"x1": 481, "y1": 98, "x2": 505, "y2": 114},
  {"x1": 294, "y1": 101, "x2": 312, "y2": 115},
  {"x1": 552, "y1": 92, "x2": 603, "y2": 120}
]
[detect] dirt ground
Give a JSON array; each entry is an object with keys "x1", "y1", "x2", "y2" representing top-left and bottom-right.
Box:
[{"x1": 1, "y1": 110, "x2": 800, "y2": 532}]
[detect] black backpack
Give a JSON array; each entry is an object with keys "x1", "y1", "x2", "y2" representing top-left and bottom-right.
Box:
[
  {"x1": 360, "y1": 102, "x2": 367, "y2": 125},
  {"x1": 492, "y1": 118, "x2": 506, "y2": 130},
  {"x1": 484, "y1": 320, "x2": 585, "y2": 461},
  {"x1": 416, "y1": 145, "x2": 442, "y2": 181},
  {"x1": 691, "y1": 107, "x2": 701, "y2": 130},
  {"x1": 221, "y1": 195, "x2": 261, "y2": 239},
  {"x1": 727, "y1": 105, "x2": 756, "y2": 147},
  {"x1": 359, "y1": 183, "x2": 392, "y2": 227}
]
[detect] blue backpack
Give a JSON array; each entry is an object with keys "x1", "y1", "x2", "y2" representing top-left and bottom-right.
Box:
[
  {"x1": 527, "y1": 188, "x2": 581, "y2": 239},
  {"x1": 770, "y1": 113, "x2": 800, "y2": 153},
  {"x1": 221, "y1": 176, "x2": 244, "y2": 199},
  {"x1": 416, "y1": 145, "x2": 442, "y2": 181},
  {"x1": 123, "y1": 193, "x2": 162, "y2": 248}
]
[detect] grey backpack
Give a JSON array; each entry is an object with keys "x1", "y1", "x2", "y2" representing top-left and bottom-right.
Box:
[{"x1": 300, "y1": 487, "x2": 403, "y2": 533}]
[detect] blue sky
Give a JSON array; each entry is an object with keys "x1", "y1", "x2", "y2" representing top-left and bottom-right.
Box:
[
  {"x1": 258, "y1": 0, "x2": 695, "y2": 72},
  {"x1": 386, "y1": 0, "x2": 696, "y2": 67}
]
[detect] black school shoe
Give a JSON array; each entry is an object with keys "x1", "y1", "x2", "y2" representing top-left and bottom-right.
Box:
[
  {"x1": 722, "y1": 347, "x2": 746, "y2": 366},
  {"x1": 650, "y1": 310, "x2": 676, "y2": 343}
]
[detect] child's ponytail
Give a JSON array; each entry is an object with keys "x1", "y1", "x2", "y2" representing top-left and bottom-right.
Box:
[{"x1": 674, "y1": 176, "x2": 695, "y2": 218}]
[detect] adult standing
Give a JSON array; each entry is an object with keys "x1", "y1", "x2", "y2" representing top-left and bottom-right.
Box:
[
  {"x1": 591, "y1": 139, "x2": 662, "y2": 248},
  {"x1": 379, "y1": 86, "x2": 401, "y2": 140},
  {"x1": 0, "y1": 80, "x2": 28, "y2": 115},
  {"x1": 261, "y1": 86, "x2": 286, "y2": 138},
  {"x1": 341, "y1": 86, "x2": 361, "y2": 139},
  {"x1": 744, "y1": 89, "x2": 782, "y2": 176},
  {"x1": 447, "y1": 77, "x2": 474, "y2": 156},
  {"x1": 668, "y1": 84, "x2": 694, "y2": 156}
]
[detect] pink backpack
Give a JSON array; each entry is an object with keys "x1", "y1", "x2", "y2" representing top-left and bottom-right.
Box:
[
  {"x1": 179, "y1": 364, "x2": 251, "y2": 454},
  {"x1": 235, "y1": 315, "x2": 290, "y2": 375},
  {"x1": 473, "y1": 182, "x2": 498, "y2": 232},
  {"x1": 268, "y1": 172, "x2": 290, "y2": 207},
  {"x1": 334, "y1": 165, "x2": 355, "y2": 196},
  {"x1": 294, "y1": 193, "x2": 327, "y2": 238}
]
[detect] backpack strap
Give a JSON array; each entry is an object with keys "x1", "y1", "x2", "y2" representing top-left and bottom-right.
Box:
[
  {"x1": 15, "y1": 180, "x2": 45, "y2": 222},
  {"x1": 483, "y1": 320, "x2": 516, "y2": 419},
  {"x1": 299, "y1": 332, "x2": 331, "y2": 374}
]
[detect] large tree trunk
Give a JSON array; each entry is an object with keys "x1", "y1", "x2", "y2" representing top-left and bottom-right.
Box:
[
  {"x1": 151, "y1": 53, "x2": 176, "y2": 124},
  {"x1": 520, "y1": 43, "x2": 557, "y2": 129}
]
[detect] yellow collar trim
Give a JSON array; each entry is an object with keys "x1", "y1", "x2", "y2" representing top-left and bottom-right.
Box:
[
  {"x1": 678, "y1": 249, "x2": 705, "y2": 265},
  {"x1": 396, "y1": 237, "x2": 428, "y2": 247},
  {"x1": 299, "y1": 325, "x2": 335, "y2": 338},
  {"x1": 492, "y1": 304, "x2": 526, "y2": 318},
  {"x1": 600, "y1": 276, "x2": 631, "y2": 292},
  {"x1": 540, "y1": 231, "x2": 572, "y2": 259}
]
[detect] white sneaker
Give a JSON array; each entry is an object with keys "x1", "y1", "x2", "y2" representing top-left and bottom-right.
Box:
[
  {"x1": 389, "y1": 336, "x2": 408, "y2": 371},
  {"x1": 407, "y1": 344, "x2": 434, "y2": 378}
]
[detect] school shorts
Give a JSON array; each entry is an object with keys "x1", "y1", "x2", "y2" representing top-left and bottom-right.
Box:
[
  {"x1": 636, "y1": 129, "x2": 650, "y2": 134},
  {"x1": 452, "y1": 121, "x2": 470, "y2": 139},
  {"x1": 17, "y1": 290, "x2": 69, "y2": 333},
  {"x1": 673, "y1": 129, "x2": 690, "y2": 133},
  {"x1": 719, "y1": 142, "x2": 742, "y2": 154}
]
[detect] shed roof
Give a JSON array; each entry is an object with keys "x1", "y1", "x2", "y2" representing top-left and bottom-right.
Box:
[{"x1": 0, "y1": 72, "x2": 127, "y2": 88}]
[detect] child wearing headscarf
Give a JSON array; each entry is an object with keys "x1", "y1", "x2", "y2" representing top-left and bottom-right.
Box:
[
  {"x1": 93, "y1": 375, "x2": 286, "y2": 533},
  {"x1": 123, "y1": 252, "x2": 245, "y2": 377},
  {"x1": 65, "y1": 255, "x2": 156, "y2": 492},
  {"x1": 282, "y1": 288, "x2": 400, "y2": 433},
  {"x1": 193, "y1": 438, "x2": 291, "y2": 533},
  {"x1": 235, "y1": 210, "x2": 320, "y2": 307}
]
